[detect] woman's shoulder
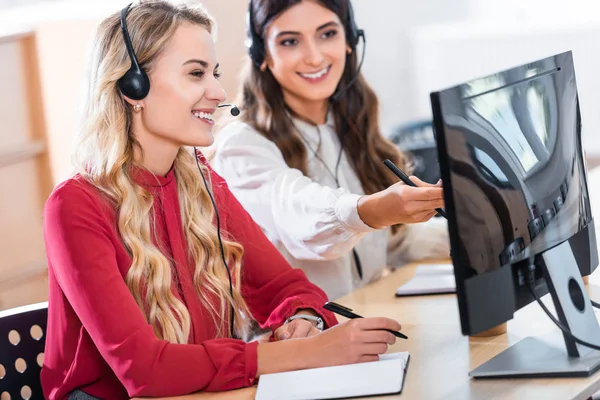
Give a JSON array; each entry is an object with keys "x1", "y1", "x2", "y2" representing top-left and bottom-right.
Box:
[
  {"x1": 217, "y1": 119, "x2": 257, "y2": 137},
  {"x1": 215, "y1": 120, "x2": 276, "y2": 149},
  {"x1": 45, "y1": 174, "x2": 112, "y2": 217}
]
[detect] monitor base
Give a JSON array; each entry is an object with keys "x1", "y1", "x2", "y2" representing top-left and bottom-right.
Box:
[{"x1": 470, "y1": 336, "x2": 600, "y2": 379}]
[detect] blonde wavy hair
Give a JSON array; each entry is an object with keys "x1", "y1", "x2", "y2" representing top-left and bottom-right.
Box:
[{"x1": 74, "y1": 0, "x2": 252, "y2": 343}]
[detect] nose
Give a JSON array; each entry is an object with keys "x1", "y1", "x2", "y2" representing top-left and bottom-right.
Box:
[
  {"x1": 206, "y1": 76, "x2": 227, "y2": 104},
  {"x1": 304, "y1": 38, "x2": 325, "y2": 68}
]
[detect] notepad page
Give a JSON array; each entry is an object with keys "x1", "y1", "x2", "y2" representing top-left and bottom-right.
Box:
[
  {"x1": 255, "y1": 352, "x2": 409, "y2": 400},
  {"x1": 413, "y1": 263, "x2": 454, "y2": 276},
  {"x1": 396, "y1": 263, "x2": 456, "y2": 296}
]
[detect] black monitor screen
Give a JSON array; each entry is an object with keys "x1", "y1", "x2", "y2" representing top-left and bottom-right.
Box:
[
  {"x1": 434, "y1": 51, "x2": 592, "y2": 276},
  {"x1": 431, "y1": 51, "x2": 595, "y2": 333}
]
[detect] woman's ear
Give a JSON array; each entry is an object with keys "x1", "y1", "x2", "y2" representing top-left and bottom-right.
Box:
[
  {"x1": 260, "y1": 47, "x2": 275, "y2": 72},
  {"x1": 260, "y1": 51, "x2": 272, "y2": 72},
  {"x1": 346, "y1": 45, "x2": 352, "y2": 55}
]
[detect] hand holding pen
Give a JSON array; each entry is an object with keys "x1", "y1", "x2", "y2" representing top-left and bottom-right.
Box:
[
  {"x1": 298, "y1": 306, "x2": 402, "y2": 367},
  {"x1": 356, "y1": 160, "x2": 446, "y2": 228},
  {"x1": 324, "y1": 302, "x2": 408, "y2": 339},
  {"x1": 383, "y1": 159, "x2": 448, "y2": 219}
]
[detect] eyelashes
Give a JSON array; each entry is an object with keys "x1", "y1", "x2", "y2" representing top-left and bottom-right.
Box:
[
  {"x1": 322, "y1": 30, "x2": 338, "y2": 39},
  {"x1": 280, "y1": 38, "x2": 298, "y2": 47},
  {"x1": 190, "y1": 70, "x2": 221, "y2": 79},
  {"x1": 278, "y1": 29, "x2": 339, "y2": 47}
]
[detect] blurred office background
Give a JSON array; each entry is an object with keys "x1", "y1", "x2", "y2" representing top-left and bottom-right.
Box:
[{"x1": 1, "y1": 0, "x2": 600, "y2": 310}]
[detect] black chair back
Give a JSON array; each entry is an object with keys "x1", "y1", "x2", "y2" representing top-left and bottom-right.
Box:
[{"x1": 0, "y1": 302, "x2": 48, "y2": 400}]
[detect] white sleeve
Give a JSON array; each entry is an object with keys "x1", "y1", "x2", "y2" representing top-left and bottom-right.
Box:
[
  {"x1": 211, "y1": 122, "x2": 376, "y2": 261},
  {"x1": 386, "y1": 217, "x2": 451, "y2": 267}
]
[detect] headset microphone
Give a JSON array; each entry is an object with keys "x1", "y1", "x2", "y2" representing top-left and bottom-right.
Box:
[
  {"x1": 218, "y1": 103, "x2": 240, "y2": 116},
  {"x1": 331, "y1": 32, "x2": 366, "y2": 103}
]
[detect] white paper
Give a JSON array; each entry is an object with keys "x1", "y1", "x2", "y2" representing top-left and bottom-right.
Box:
[
  {"x1": 396, "y1": 263, "x2": 456, "y2": 296},
  {"x1": 255, "y1": 352, "x2": 410, "y2": 400}
]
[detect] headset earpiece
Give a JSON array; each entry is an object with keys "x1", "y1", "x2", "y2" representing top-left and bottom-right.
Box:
[
  {"x1": 245, "y1": 1, "x2": 265, "y2": 68},
  {"x1": 345, "y1": 1, "x2": 364, "y2": 50},
  {"x1": 118, "y1": 3, "x2": 150, "y2": 100},
  {"x1": 118, "y1": 66, "x2": 150, "y2": 101}
]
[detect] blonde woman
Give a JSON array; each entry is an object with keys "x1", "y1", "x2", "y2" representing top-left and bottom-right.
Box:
[{"x1": 41, "y1": 2, "x2": 401, "y2": 399}]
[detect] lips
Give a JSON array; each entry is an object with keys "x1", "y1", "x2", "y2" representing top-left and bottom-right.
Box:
[
  {"x1": 298, "y1": 65, "x2": 331, "y2": 81},
  {"x1": 192, "y1": 109, "x2": 215, "y2": 125}
]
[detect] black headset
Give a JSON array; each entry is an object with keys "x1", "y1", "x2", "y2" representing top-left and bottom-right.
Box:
[
  {"x1": 118, "y1": 3, "x2": 150, "y2": 100},
  {"x1": 117, "y1": 3, "x2": 240, "y2": 115},
  {"x1": 117, "y1": 2, "x2": 237, "y2": 338},
  {"x1": 245, "y1": 0, "x2": 364, "y2": 68}
]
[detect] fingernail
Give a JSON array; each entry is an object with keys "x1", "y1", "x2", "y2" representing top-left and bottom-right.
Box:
[{"x1": 280, "y1": 333, "x2": 290, "y2": 340}]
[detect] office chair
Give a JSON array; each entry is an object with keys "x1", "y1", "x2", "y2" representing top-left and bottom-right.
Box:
[{"x1": 0, "y1": 302, "x2": 48, "y2": 400}]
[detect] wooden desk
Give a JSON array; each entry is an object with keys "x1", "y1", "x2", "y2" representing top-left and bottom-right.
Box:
[
  {"x1": 336, "y1": 262, "x2": 600, "y2": 400},
  {"x1": 134, "y1": 388, "x2": 256, "y2": 400},
  {"x1": 137, "y1": 262, "x2": 600, "y2": 400}
]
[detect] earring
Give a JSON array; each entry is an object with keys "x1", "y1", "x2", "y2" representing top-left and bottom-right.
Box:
[{"x1": 133, "y1": 103, "x2": 141, "y2": 112}]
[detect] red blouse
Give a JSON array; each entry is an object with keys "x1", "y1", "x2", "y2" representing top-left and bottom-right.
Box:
[{"x1": 41, "y1": 157, "x2": 337, "y2": 399}]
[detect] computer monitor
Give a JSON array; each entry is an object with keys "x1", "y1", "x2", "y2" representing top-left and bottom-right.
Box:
[{"x1": 431, "y1": 51, "x2": 600, "y2": 378}]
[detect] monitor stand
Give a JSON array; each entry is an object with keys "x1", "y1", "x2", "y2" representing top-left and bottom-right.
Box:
[{"x1": 470, "y1": 240, "x2": 600, "y2": 378}]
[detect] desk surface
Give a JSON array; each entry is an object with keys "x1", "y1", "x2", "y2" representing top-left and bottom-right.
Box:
[
  {"x1": 140, "y1": 262, "x2": 600, "y2": 400},
  {"x1": 338, "y1": 262, "x2": 600, "y2": 400}
]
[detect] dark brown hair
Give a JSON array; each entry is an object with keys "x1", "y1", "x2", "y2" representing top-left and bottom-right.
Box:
[{"x1": 238, "y1": 0, "x2": 406, "y2": 230}]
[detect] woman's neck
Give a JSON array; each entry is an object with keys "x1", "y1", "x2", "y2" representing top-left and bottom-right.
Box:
[
  {"x1": 133, "y1": 129, "x2": 180, "y2": 177},
  {"x1": 283, "y1": 90, "x2": 329, "y2": 125},
  {"x1": 137, "y1": 150, "x2": 177, "y2": 177}
]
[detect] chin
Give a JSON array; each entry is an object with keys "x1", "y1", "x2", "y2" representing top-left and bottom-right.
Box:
[
  {"x1": 297, "y1": 86, "x2": 338, "y2": 102},
  {"x1": 182, "y1": 133, "x2": 214, "y2": 148}
]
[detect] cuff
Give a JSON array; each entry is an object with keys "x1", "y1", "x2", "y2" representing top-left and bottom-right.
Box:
[
  {"x1": 263, "y1": 297, "x2": 306, "y2": 333},
  {"x1": 335, "y1": 193, "x2": 377, "y2": 233},
  {"x1": 244, "y1": 340, "x2": 259, "y2": 386},
  {"x1": 263, "y1": 296, "x2": 338, "y2": 334}
]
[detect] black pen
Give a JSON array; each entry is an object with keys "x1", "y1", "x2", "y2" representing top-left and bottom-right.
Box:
[
  {"x1": 383, "y1": 159, "x2": 448, "y2": 219},
  {"x1": 324, "y1": 301, "x2": 408, "y2": 339}
]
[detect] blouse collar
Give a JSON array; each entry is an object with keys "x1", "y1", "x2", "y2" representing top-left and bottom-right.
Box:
[{"x1": 130, "y1": 164, "x2": 175, "y2": 188}]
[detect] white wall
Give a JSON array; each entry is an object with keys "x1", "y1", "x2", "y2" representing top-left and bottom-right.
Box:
[
  {"x1": 407, "y1": 21, "x2": 600, "y2": 154},
  {"x1": 352, "y1": 0, "x2": 472, "y2": 134},
  {"x1": 468, "y1": 0, "x2": 599, "y2": 23},
  {"x1": 354, "y1": 0, "x2": 600, "y2": 155}
]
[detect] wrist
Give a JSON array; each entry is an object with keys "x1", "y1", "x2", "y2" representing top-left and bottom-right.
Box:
[
  {"x1": 357, "y1": 193, "x2": 387, "y2": 229},
  {"x1": 256, "y1": 337, "x2": 315, "y2": 377}
]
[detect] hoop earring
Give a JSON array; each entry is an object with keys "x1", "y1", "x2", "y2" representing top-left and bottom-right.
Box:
[{"x1": 133, "y1": 103, "x2": 142, "y2": 112}]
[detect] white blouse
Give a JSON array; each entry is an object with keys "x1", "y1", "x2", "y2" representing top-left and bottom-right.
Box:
[{"x1": 211, "y1": 115, "x2": 450, "y2": 300}]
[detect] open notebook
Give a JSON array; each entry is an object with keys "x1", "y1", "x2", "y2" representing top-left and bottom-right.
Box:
[
  {"x1": 255, "y1": 351, "x2": 410, "y2": 400},
  {"x1": 395, "y1": 263, "x2": 456, "y2": 296}
]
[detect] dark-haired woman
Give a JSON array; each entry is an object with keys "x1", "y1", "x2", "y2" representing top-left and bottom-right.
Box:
[{"x1": 213, "y1": 0, "x2": 449, "y2": 300}]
